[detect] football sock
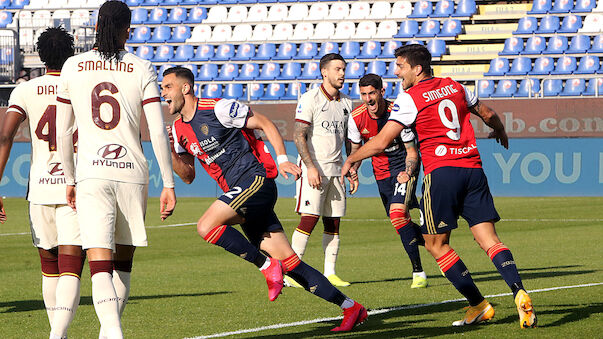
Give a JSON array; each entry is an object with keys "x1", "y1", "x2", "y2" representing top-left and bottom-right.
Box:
[
  {"x1": 486, "y1": 243, "x2": 524, "y2": 297},
  {"x1": 322, "y1": 217, "x2": 340, "y2": 276},
  {"x1": 204, "y1": 225, "x2": 266, "y2": 268},
  {"x1": 282, "y1": 254, "x2": 346, "y2": 307},
  {"x1": 40, "y1": 252, "x2": 59, "y2": 325},
  {"x1": 50, "y1": 254, "x2": 84, "y2": 338},
  {"x1": 113, "y1": 260, "x2": 133, "y2": 316},
  {"x1": 437, "y1": 249, "x2": 484, "y2": 306},
  {"x1": 89, "y1": 260, "x2": 122, "y2": 339},
  {"x1": 291, "y1": 215, "x2": 319, "y2": 258},
  {"x1": 390, "y1": 209, "x2": 423, "y2": 272}
]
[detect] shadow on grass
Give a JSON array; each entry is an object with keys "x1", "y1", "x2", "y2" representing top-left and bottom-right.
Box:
[{"x1": 493, "y1": 302, "x2": 603, "y2": 328}]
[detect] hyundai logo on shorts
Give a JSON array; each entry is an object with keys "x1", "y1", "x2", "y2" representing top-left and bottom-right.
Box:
[
  {"x1": 97, "y1": 144, "x2": 128, "y2": 160},
  {"x1": 48, "y1": 162, "x2": 64, "y2": 176}
]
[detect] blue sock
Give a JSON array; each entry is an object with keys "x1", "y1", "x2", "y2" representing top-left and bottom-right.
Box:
[
  {"x1": 396, "y1": 222, "x2": 423, "y2": 272},
  {"x1": 204, "y1": 225, "x2": 266, "y2": 268},
  {"x1": 285, "y1": 258, "x2": 346, "y2": 307},
  {"x1": 487, "y1": 243, "x2": 524, "y2": 297},
  {"x1": 437, "y1": 249, "x2": 484, "y2": 306}
]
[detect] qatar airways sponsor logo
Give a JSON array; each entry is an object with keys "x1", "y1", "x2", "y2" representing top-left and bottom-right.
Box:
[
  {"x1": 422, "y1": 84, "x2": 458, "y2": 103},
  {"x1": 434, "y1": 143, "x2": 477, "y2": 156},
  {"x1": 93, "y1": 144, "x2": 134, "y2": 169},
  {"x1": 321, "y1": 120, "x2": 345, "y2": 134},
  {"x1": 203, "y1": 148, "x2": 225, "y2": 165}
]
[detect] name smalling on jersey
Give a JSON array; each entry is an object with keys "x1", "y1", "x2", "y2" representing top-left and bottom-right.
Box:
[
  {"x1": 422, "y1": 84, "x2": 458, "y2": 102},
  {"x1": 77, "y1": 60, "x2": 134, "y2": 73}
]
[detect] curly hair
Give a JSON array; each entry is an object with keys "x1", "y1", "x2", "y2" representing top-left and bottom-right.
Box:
[
  {"x1": 36, "y1": 27, "x2": 74, "y2": 70},
  {"x1": 95, "y1": 0, "x2": 131, "y2": 62}
]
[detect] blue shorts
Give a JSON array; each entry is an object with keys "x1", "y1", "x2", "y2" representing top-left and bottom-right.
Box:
[
  {"x1": 420, "y1": 167, "x2": 500, "y2": 235},
  {"x1": 376, "y1": 175, "x2": 419, "y2": 216},
  {"x1": 218, "y1": 175, "x2": 283, "y2": 247}
]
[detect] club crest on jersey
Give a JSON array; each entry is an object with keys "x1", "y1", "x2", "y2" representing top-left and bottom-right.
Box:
[
  {"x1": 229, "y1": 102, "x2": 240, "y2": 118},
  {"x1": 97, "y1": 144, "x2": 127, "y2": 160},
  {"x1": 190, "y1": 143, "x2": 203, "y2": 156},
  {"x1": 343, "y1": 108, "x2": 349, "y2": 116},
  {"x1": 200, "y1": 123, "x2": 209, "y2": 136},
  {"x1": 435, "y1": 145, "x2": 447, "y2": 156},
  {"x1": 48, "y1": 162, "x2": 64, "y2": 176}
]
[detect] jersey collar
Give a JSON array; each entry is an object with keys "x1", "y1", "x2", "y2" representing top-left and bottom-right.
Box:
[{"x1": 320, "y1": 84, "x2": 340, "y2": 101}]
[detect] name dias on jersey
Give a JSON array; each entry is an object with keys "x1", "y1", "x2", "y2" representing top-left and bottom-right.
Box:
[
  {"x1": 37, "y1": 85, "x2": 58, "y2": 95},
  {"x1": 422, "y1": 84, "x2": 458, "y2": 103},
  {"x1": 77, "y1": 60, "x2": 134, "y2": 73}
]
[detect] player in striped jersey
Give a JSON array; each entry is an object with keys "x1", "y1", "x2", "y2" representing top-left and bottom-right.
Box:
[{"x1": 0, "y1": 27, "x2": 85, "y2": 338}]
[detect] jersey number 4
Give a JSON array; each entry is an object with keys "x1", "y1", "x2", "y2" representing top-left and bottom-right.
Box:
[
  {"x1": 35, "y1": 105, "x2": 78, "y2": 151},
  {"x1": 438, "y1": 99, "x2": 460, "y2": 141}
]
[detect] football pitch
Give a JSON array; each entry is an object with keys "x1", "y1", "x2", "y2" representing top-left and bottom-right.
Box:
[{"x1": 1, "y1": 196, "x2": 602, "y2": 338}]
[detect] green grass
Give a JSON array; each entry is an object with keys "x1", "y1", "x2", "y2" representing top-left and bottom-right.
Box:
[{"x1": 1, "y1": 197, "x2": 602, "y2": 338}]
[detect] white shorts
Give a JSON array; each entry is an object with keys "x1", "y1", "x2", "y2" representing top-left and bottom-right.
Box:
[
  {"x1": 29, "y1": 203, "x2": 80, "y2": 250},
  {"x1": 295, "y1": 176, "x2": 346, "y2": 217},
  {"x1": 76, "y1": 179, "x2": 148, "y2": 251}
]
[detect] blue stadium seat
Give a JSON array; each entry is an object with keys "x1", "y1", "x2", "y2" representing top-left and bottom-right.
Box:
[
  {"x1": 558, "y1": 14, "x2": 581, "y2": 33},
  {"x1": 345, "y1": 61, "x2": 365, "y2": 79},
  {"x1": 340, "y1": 41, "x2": 360, "y2": 59},
  {"x1": 196, "y1": 0, "x2": 217, "y2": 4},
  {"x1": 531, "y1": 56, "x2": 554, "y2": 74},
  {"x1": 197, "y1": 63, "x2": 218, "y2": 81},
  {"x1": 172, "y1": 45, "x2": 194, "y2": 62},
  {"x1": 379, "y1": 41, "x2": 402, "y2": 58},
  {"x1": 8, "y1": 0, "x2": 28, "y2": 9},
  {"x1": 232, "y1": 43, "x2": 255, "y2": 61},
  {"x1": 171, "y1": 25, "x2": 191, "y2": 43},
  {"x1": 575, "y1": 55, "x2": 599, "y2": 74},
  {"x1": 143, "y1": 0, "x2": 164, "y2": 5},
  {"x1": 273, "y1": 42, "x2": 296, "y2": 60},
  {"x1": 318, "y1": 42, "x2": 339, "y2": 57},
  {"x1": 528, "y1": 0, "x2": 551, "y2": 14},
  {"x1": 453, "y1": 0, "x2": 476, "y2": 17},
  {"x1": 514, "y1": 17, "x2": 538, "y2": 34},
  {"x1": 148, "y1": 8, "x2": 168, "y2": 24},
  {"x1": 394, "y1": 20, "x2": 419, "y2": 38},
  {"x1": 550, "y1": 0, "x2": 574, "y2": 13},
  {"x1": 516, "y1": 79, "x2": 540, "y2": 97},
  {"x1": 255, "y1": 43, "x2": 276, "y2": 60},
  {"x1": 382, "y1": 82, "x2": 393, "y2": 98},
  {"x1": 126, "y1": 0, "x2": 143, "y2": 6},
  {"x1": 223, "y1": 84, "x2": 245, "y2": 100},
  {"x1": 543, "y1": 79, "x2": 563, "y2": 96},
  {"x1": 360, "y1": 41, "x2": 381, "y2": 58},
  {"x1": 131, "y1": 8, "x2": 147, "y2": 24},
  {"x1": 551, "y1": 56, "x2": 577, "y2": 74},
  {"x1": 0, "y1": 10, "x2": 11, "y2": 27},
  {"x1": 202, "y1": 84, "x2": 222, "y2": 98},
  {"x1": 500, "y1": 37, "x2": 524, "y2": 55},
  {"x1": 590, "y1": 35, "x2": 603, "y2": 53},
  {"x1": 257, "y1": 62, "x2": 280, "y2": 80},
  {"x1": 135, "y1": 45, "x2": 154, "y2": 60},
  {"x1": 262, "y1": 83, "x2": 285, "y2": 100},
  {"x1": 238, "y1": 63, "x2": 260, "y2": 80},
  {"x1": 406, "y1": 40, "x2": 425, "y2": 46},
  {"x1": 584, "y1": 78, "x2": 603, "y2": 96},
  {"x1": 536, "y1": 15, "x2": 560, "y2": 33},
  {"x1": 294, "y1": 42, "x2": 318, "y2": 60},
  {"x1": 366, "y1": 60, "x2": 387, "y2": 77},
  {"x1": 543, "y1": 35, "x2": 568, "y2": 54},
  {"x1": 280, "y1": 62, "x2": 302, "y2": 80},
  {"x1": 163, "y1": 0, "x2": 181, "y2": 5},
  {"x1": 477, "y1": 80, "x2": 495, "y2": 98},
  {"x1": 392, "y1": 82, "x2": 406, "y2": 97},
  {"x1": 560, "y1": 78, "x2": 585, "y2": 96},
  {"x1": 569, "y1": 34, "x2": 591, "y2": 53},
  {"x1": 181, "y1": 64, "x2": 198, "y2": 79},
  {"x1": 384, "y1": 60, "x2": 398, "y2": 79},
  {"x1": 507, "y1": 57, "x2": 532, "y2": 75},
  {"x1": 193, "y1": 83, "x2": 202, "y2": 98},
  {"x1": 0, "y1": 0, "x2": 10, "y2": 8},
  {"x1": 0, "y1": 46, "x2": 13, "y2": 64},
  {"x1": 485, "y1": 57, "x2": 510, "y2": 76},
  {"x1": 153, "y1": 45, "x2": 174, "y2": 62},
  {"x1": 491, "y1": 79, "x2": 517, "y2": 97},
  {"x1": 166, "y1": 7, "x2": 187, "y2": 23},
  {"x1": 573, "y1": 0, "x2": 596, "y2": 12},
  {"x1": 216, "y1": 63, "x2": 239, "y2": 81},
  {"x1": 149, "y1": 26, "x2": 171, "y2": 43},
  {"x1": 348, "y1": 82, "x2": 361, "y2": 100},
  {"x1": 299, "y1": 61, "x2": 320, "y2": 80},
  {"x1": 184, "y1": 7, "x2": 207, "y2": 23},
  {"x1": 248, "y1": 83, "x2": 264, "y2": 100},
  {"x1": 129, "y1": 26, "x2": 151, "y2": 43},
  {"x1": 523, "y1": 36, "x2": 546, "y2": 54},
  {"x1": 440, "y1": 19, "x2": 461, "y2": 37},
  {"x1": 282, "y1": 83, "x2": 306, "y2": 100},
  {"x1": 432, "y1": 0, "x2": 454, "y2": 17},
  {"x1": 409, "y1": 1, "x2": 432, "y2": 18},
  {"x1": 214, "y1": 44, "x2": 235, "y2": 61},
  {"x1": 191, "y1": 44, "x2": 214, "y2": 61},
  {"x1": 416, "y1": 19, "x2": 440, "y2": 37},
  {"x1": 427, "y1": 39, "x2": 446, "y2": 57},
  {"x1": 339, "y1": 83, "x2": 350, "y2": 96}
]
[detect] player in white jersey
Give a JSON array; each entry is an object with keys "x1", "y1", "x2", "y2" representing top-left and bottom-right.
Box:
[
  {"x1": 0, "y1": 27, "x2": 85, "y2": 338},
  {"x1": 289, "y1": 53, "x2": 356, "y2": 288},
  {"x1": 56, "y1": 2, "x2": 176, "y2": 338}
]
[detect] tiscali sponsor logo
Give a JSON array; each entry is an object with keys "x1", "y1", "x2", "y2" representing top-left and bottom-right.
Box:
[
  {"x1": 435, "y1": 145, "x2": 447, "y2": 156},
  {"x1": 449, "y1": 143, "x2": 477, "y2": 155}
]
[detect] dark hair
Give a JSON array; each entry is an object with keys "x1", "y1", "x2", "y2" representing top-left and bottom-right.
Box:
[
  {"x1": 359, "y1": 73, "x2": 383, "y2": 90},
  {"x1": 37, "y1": 27, "x2": 74, "y2": 70},
  {"x1": 319, "y1": 53, "x2": 346, "y2": 71},
  {"x1": 163, "y1": 66, "x2": 195, "y2": 86},
  {"x1": 96, "y1": 0, "x2": 131, "y2": 62},
  {"x1": 394, "y1": 44, "x2": 432, "y2": 76}
]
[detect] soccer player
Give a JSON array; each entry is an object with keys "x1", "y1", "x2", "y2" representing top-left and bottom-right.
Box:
[
  {"x1": 162, "y1": 66, "x2": 367, "y2": 332},
  {"x1": 342, "y1": 45, "x2": 537, "y2": 328},
  {"x1": 347, "y1": 73, "x2": 427, "y2": 289},
  {"x1": 0, "y1": 27, "x2": 85, "y2": 338},
  {"x1": 55, "y1": 2, "x2": 177, "y2": 338},
  {"x1": 291, "y1": 53, "x2": 354, "y2": 287}
]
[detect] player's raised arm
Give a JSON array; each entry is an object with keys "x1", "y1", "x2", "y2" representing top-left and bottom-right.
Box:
[
  {"x1": 0, "y1": 110, "x2": 26, "y2": 222},
  {"x1": 468, "y1": 100, "x2": 508, "y2": 149}
]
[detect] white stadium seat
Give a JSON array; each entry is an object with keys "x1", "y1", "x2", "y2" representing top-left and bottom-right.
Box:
[
  {"x1": 250, "y1": 23, "x2": 272, "y2": 41},
  {"x1": 334, "y1": 21, "x2": 355, "y2": 39},
  {"x1": 19, "y1": 28, "x2": 34, "y2": 47},
  {"x1": 188, "y1": 24, "x2": 212, "y2": 43},
  {"x1": 66, "y1": 0, "x2": 83, "y2": 8},
  {"x1": 25, "y1": 0, "x2": 48, "y2": 9},
  {"x1": 247, "y1": 4, "x2": 268, "y2": 22},
  {"x1": 350, "y1": 1, "x2": 370, "y2": 20},
  {"x1": 375, "y1": 20, "x2": 398, "y2": 38},
  {"x1": 328, "y1": 2, "x2": 349, "y2": 20},
  {"x1": 71, "y1": 9, "x2": 90, "y2": 27},
  {"x1": 18, "y1": 10, "x2": 32, "y2": 27},
  {"x1": 356, "y1": 21, "x2": 377, "y2": 39},
  {"x1": 267, "y1": 4, "x2": 287, "y2": 21},
  {"x1": 272, "y1": 23, "x2": 293, "y2": 41},
  {"x1": 227, "y1": 5, "x2": 247, "y2": 23},
  {"x1": 312, "y1": 22, "x2": 335, "y2": 40},
  {"x1": 308, "y1": 3, "x2": 329, "y2": 20},
  {"x1": 579, "y1": 14, "x2": 603, "y2": 32},
  {"x1": 210, "y1": 24, "x2": 232, "y2": 42},
  {"x1": 293, "y1": 22, "x2": 314, "y2": 40},
  {"x1": 369, "y1": 1, "x2": 392, "y2": 19},
  {"x1": 391, "y1": 1, "x2": 413, "y2": 19},
  {"x1": 232, "y1": 23, "x2": 252, "y2": 41},
  {"x1": 52, "y1": 10, "x2": 71, "y2": 21},
  {"x1": 205, "y1": 6, "x2": 227, "y2": 24},
  {"x1": 32, "y1": 10, "x2": 52, "y2": 27},
  {"x1": 287, "y1": 3, "x2": 308, "y2": 21}
]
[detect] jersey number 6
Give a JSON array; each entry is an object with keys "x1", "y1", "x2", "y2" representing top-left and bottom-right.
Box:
[{"x1": 92, "y1": 82, "x2": 121, "y2": 130}]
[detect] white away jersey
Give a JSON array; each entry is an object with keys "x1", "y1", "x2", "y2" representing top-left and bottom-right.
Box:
[
  {"x1": 294, "y1": 85, "x2": 352, "y2": 176},
  {"x1": 57, "y1": 50, "x2": 162, "y2": 185},
  {"x1": 7, "y1": 72, "x2": 73, "y2": 204}
]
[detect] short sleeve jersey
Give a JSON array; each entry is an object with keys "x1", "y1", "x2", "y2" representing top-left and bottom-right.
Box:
[
  {"x1": 172, "y1": 98, "x2": 277, "y2": 192},
  {"x1": 294, "y1": 85, "x2": 352, "y2": 177},
  {"x1": 7, "y1": 72, "x2": 73, "y2": 204},
  {"x1": 348, "y1": 100, "x2": 415, "y2": 180},
  {"x1": 389, "y1": 77, "x2": 481, "y2": 175},
  {"x1": 57, "y1": 50, "x2": 161, "y2": 184}
]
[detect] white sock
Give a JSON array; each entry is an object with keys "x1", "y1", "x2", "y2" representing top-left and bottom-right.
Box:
[
  {"x1": 99, "y1": 270, "x2": 131, "y2": 338},
  {"x1": 322, "y1": 233, "x2": 339, "y2": 277},
  {"x1": 91, "y1": 272, "x2": 122, "y2": 339},
  {"x1": 50, "y1": 275, "x2": 81, "y2": 338},
  {"x1": 48, "y1": 333, "x2": 62, "y2": 339},
  {"x1": 258, "y1": 257, "x2": 271, "y2": 271},
  {"x1": 42, "y1": 275, "x2": 59, "y2": 325},
  {"x1": 291, "y1": 230, "x2": 310, "y2": 259},
  {"x1": 413, "y1": 271, "x2": 427, "y2": 279},
  {"x1": 340, "y1": 297, "x2": 355, "y2": 309}
]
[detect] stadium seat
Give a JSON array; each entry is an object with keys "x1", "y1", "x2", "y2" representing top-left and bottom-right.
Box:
[
  {"x1": 262, "y1": 83, "x2": 285, "y2": 100},
  {"x1": 537, "y1": 15, "x2": 560, "y2": 33},
  {"x1": 369, "y1": 1, "x2": 392, "y2": 19},
  {"x1": 440, "y1": 19, "x2": 461, "y2": 37},
  {"x1": 283, "y1": 82, "x2": 306, "y2": 100},
  {"x1": 312, "y1": 22, "x2": 335, "y2": 40},
  {"x1": 248, "y1": 83, "x2": 264, "y2": 100},
  {"x1": 560, "y1": 78, "x2": 585, "y2": 96},
  {"x1": 205, "y1": 6, "x2": 227, "y2": 23},
  {"x1": 568, "y1": 34, "x2": 591, "y2": 53},
  {"x1": 416, "y1": 19, "x2": 440, "y2": 37},
  {"x1": 191, "y1": 44, "x2": 214, "y2": 61},
  {"x1": 334, "y1": 22, "x2": 356, "y2": 39},
  {"x1": 202, "y1": 84, "x2": 222, "y2": 99},
  {"x1": 384, "y1": 60, "x2": 398, "y2": 78},
  {"x1": 514, "y1": 17, "x2": 538, "y2": 34},
  {"x1": 395, "y1": 20, "x2": 419, "y2": 38},
  {"x1": 217, "y1": 63, "x2": 239, "y2": 81},
  {"x1": 573, "y1": 0, "x2": 596, "y2": 12},
  {"x1": 172, "y1": 45, "x2": 194, "y2": 62},
  {"x1": 231, "y1": 43, "x2": 255, "y2": 61},
  {"x1": 267, "y1": 4, "x2": 287, "y2": 22},
  {"x1": 153, "y1": 45, "x2": 173, "y2": 62},
  {"x1": 223, "y1": 84, "x2": 244, "y2": 100},
  {"x1": 273, "y1": 23, "x2": 293, "y2": 40},
  {"x1": 382, "y1": 81, "x2": 393, "y2": 98},
  {"x1": 427, "y1": 39, "x2": 446, "y2": 57},
  {"x1": 231, "y1": 24, "x2": 252, "y2": 42},
  {"x1": 184, "y1": 7, "x2": 207, "y2": 23},
  {"x1": 143, "y1": 0, "x2": 163, "y2": 5},
  {"x1": 188, "y1": 24, "x2": 212, "y2": 43},
  {"x1": 66, "y1": 0, "x2": 81, "y2": 7},
  {"x1": 500, "y1": 37, "x2": 524, "y2": 55},
  {"x1": 391, "y1": 1, "x2": 413, "y2": 19},
  {"x1": 147, "y1": 8, "x2": 167, "y2": 24},
  {"x1": 356, "y1": 21, "x2": 377, "y2": 39},
  {"x1": 366, "y1": 60, "x2": 387, "y2": 77},
  {"x1": 214, "y1": 44, "x2": 235, "y2": 61},
  {"x1": 171, "y1": 25, "x2": 191, "y2": 43},
  {"x1": 531, "y1": 56, "x2": 554, "y2": 74},
  {"x1": 197, "y1": 63, "x2": 218, "y2": 81},
  {"x1": 551, "y1": 56, "x2": 577, "y2": 74},
  {"x1": 294, "y1": 42, "x2": 317, "y2": 60},
  {"x1": 477, "y1": 80, "x2": 495, "y2": 98},
  {"x1": 516, "y1": 79, "x2": 540, "y2": 97},
  {"x1": 558, "y1": 14, "x2": 581, "y2": 33},
  {"x1": 409, "y1": 1, "x2": 432, "y2": 18},
  {"x1": 380, "y1": 41, "x2": 402, "y2": 59},
  {"x1": 329, "y1": 2, "x2": 349, "y2": 20},
  {"x1": 349, "y1": 1, "x2": 370, "y2": 20},
  {"x1": 18, "y1": 10, "x2": 32, "y2": 27},
  {"x1": 129, "y1": 26, "x2": 150, "y2": 43},
  {"x1": 347, "y1": 82, "x2": 360, "y2": 100},
  {"x1": 149, "y1": 26, "x2": 171, "y2": 43},
  {"x1": 528, "y1": 0, "x2": 551, "y2": 14},
  {"x1": 181, "y1": 64, "x2": 198, "y2": 80},
  {"x1": 584, "y1": 78, "x2": 603, "y2": 96},
  {"x1": 287, "y1": 3, "x2": 308, "y2": 21},
  {"x1": 550, "y1": 0, "x2": 574, "y2": 13},
  {"x1": 319, "y1": 42, "x2": 339, "y2": 57},
  {"x1": 8, "y1": 0, "x2": 28, "y2": 9},
  {"x1": 253, "y1": 42, "x2": 276, "y2": 60},
  {"x1": 308, "y1": 3, "x2": 328, "y2": 20},
  {"x1": 257, "y1": 62, "x2": 280, "y2": 80},
  {"x1": 166, "y1": 7, "x2": 186, "y2": 23},
  {"x1": 250, "y1": 23, "x2": 272, "y2": 41},
  {"x1": 293, "y1": 22, "x2": 314, "y2": 40},
  {"x1": 491, "y1": 79, "x2": 517, "y2": 97},
  {"x1": 227, "y1": 5, "x2": 247, "y2": 23},
  {"x1": 485, "y1": 57, "x2": 510, "y2": 76},
  {"x1": 454, "y1": 0, "x2": 477, "y2": 17},
  {"x1": 433, "y1": 0, "x2": 454, "y2": 17},
  {"x1": 543, "y1": 79, "x2": 563, "y2": 95},
  {"x1": 543, "y1": 35, "x2": 568, "y2": 54},
  {"x1": 32, "y1": 10, "x2": 52, "y2": 27},
  {"x1": 523, "y1": 36, "x2": 546, "y2": 54},
  {"x1": 507, "y1": 57, "x2": 532, "y2": 75},
  {"x1": 339, "y1": 83, "x2": 350, "y2": 96},
  {"x1": 125, "y1": 0, "x2": 142, "y2": 5},
  {"x1": 360, "y1": 41, "x2": 381, "y2": 58},
  {"x1": 135, "y1": 45, "x2": 154, "y2": 60},
  {"x1": 340, "y1": 41, "x2": 360, "y2": 59},
  {"x1": 579, "y1": 14, "x2": 602, "y2": 33},
  {"x1": 346, "y1": 61, "x2": 365, "y2": 79},
  {"x1": 70, "y1": 9, "x2": 90, "y2": 26},
  {"x1": 590, "y1": 35, "x2": 603, "y2": 52},
  {"x1": 393, "y1": 82, "x2": 406, "y2": 97},
  {"x1": 238, "y1": 63, "x2": 259, "y2": 80},
  {"x1": 375, "y1": 20, "x2": 398, "y2": 39},
  {"x1": 273, "y1": 42, "x2": 296, "y2": 60},
  {"x1": 246, "y1": 4, "x2": 267, "y2": 22},
  {"x1": 281, "y1": 62, "x2": 302, "y2": 80},
  {"x1": 299, "y1": 61, "x2": 320, "y2": 80},
  {"x1": 52, "y1": 9, "x2": 70, "y2": 25},
  {"x1": 575, "y1": 55, "x2": 599, "y2": 74},
  {"x1": 210, "y1": 24, "x2": 232, "y2": 42}
]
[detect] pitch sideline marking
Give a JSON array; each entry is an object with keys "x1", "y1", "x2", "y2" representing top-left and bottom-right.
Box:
[{"x1": 185, "y1": 282, "x2": 603, "y2": 339}]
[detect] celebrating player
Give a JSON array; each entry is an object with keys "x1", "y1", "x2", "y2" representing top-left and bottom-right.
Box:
[
  {"x1": 290, "y1": 53, "x2": 355, "y2": 288},
  {"x1": 162, "y1": 66, "x2": 367, "y2": 332},
  {"x1": 342, "y1": 44, "x2": 536, "y2": 328},
  {"x1": 0, "y1": 27, "x2": 85, "y2": 338},
  {"x1": 56, "y1": 2, "x2": 177, "y2": 338},
  {"x1": 347, "y1": 73, "x2": 428, "y2": 289}
]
